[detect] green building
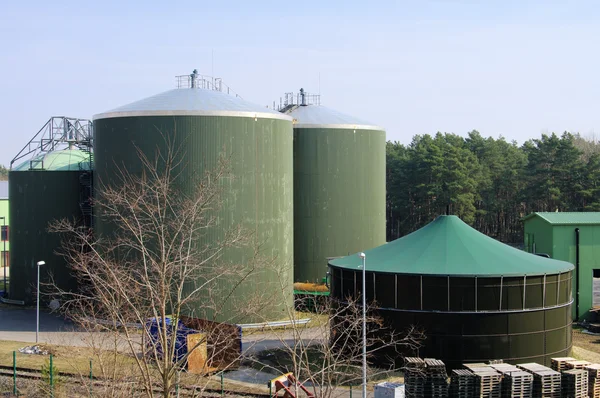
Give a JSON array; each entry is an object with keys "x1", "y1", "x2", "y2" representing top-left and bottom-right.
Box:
[
  {"x1": 330, "y1": 215, "x2": 574, "y2": 368},
  {"x1": 523, "y1": 212, "x2": 600, "y2": 320},
  {"x1": 0, "y1": 181, "x2": 9, "y2": 288}
]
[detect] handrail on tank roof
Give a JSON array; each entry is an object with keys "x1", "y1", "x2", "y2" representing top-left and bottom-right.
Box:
[{"x1": 10, "y1": 116, "x2": 93, "y2": 170}]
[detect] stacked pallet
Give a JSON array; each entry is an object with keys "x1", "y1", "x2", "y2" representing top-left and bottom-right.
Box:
[
  {"x1": 517, "y1": 363, "x2": 561, "y2": 398},
  {"x1": 586, "y1": 364, "x2": 600, "y2": 398},
  {"x1": 470, "y1": 366, "x2": 502, "y2": 398},
  {"x1": 450, "y1": 369, "x2": 477, "y2": 398},
  {"x1": 500, "y1": 371, "x2": 533, "y2": 398},
  {"x1": 404, "y1": 357, "x2": 426, "y2": 398},
  {"x1": 565, "y1": 360, "x2": 592, "y2": 370},
  {"x1": 551, "y1": 357, "x2": 576, "y2": 372},
  {"x1": 561, "y1": 369, "x2": 588, "y2": 398},
  {"x1": 424, "y1": 358, "x2": 448, "y2": 398}
]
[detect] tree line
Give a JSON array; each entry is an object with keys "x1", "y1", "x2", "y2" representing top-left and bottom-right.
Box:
[{"x1": 386, "y1": 131, "x2": 600, "y2": 243}]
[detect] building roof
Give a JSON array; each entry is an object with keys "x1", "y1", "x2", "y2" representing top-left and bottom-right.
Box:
[
  {"x1": 329, "y1": 215, "x2": 574, "y2": 276},
  {"x1": 12, "y1": 149, "x2": 91, "y2": 171},
  {"x1": 522, "y1": 212, "x2": 600, "y2": 225},
  {"x1": 0, "y1": 181, "x2": 7, "y2": 199},
  {"x1": 94, "y1": 88, "x2": 292, "y2": 121},
  {"x1": 286, "y1": 105, "x2": 383, "y2": 130}
]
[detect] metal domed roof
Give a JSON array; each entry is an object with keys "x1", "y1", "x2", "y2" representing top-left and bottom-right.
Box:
[
  {"x1": 329, "y1": 215, "x2": 574, "y2": 276},
  {"x1": 13, "y1": 149, "x2": 91, "y2": 171},
  {"x1": 94, "y1": 88, "x2": 292, "y2": 121},
  {"x1": 286, "y1": 105, "x2": 383, "y2": 130}
]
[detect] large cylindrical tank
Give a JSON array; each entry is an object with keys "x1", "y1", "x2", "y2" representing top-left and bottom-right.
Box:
[
  {"x1": 9, "y1": 149, "x2": 92, "y2": 303},
  {"x1": 93, "y1": 87, "x2": 294, "y2": 323},
  {"x1": 329, "y1": 215, "x2": 574, "y2": 368},
  {"x1": 286, "y1": 105, "x2": 386, "y2": 284}
]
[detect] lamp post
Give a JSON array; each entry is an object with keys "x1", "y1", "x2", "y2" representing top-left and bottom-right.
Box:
[
  {"x1": 0, "y1": 216, "x2": 5, "y2": 296},
  {"x1": 358, "y1": 252, "x2": 367, "y2": 398},
  {"x1": 36, "y1": 260, "x2": 45, "y2": 344}
]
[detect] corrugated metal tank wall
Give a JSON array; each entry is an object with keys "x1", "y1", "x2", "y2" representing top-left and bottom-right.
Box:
[
  {"x1": 330, "y1": 267, "x2": 573, "y2": 368},
  {"x1": 292, "y1": 122, "x2": 386, "y2": 284},
  {"x1": 93, "y1": 115, "x2": 294, "y2": 323},
  {"x1": 9, "y1": 171, "x2": 83, "y2": 303}
]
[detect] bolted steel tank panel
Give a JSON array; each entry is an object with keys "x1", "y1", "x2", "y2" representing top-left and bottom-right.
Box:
[
  {"x1": 93, "y1": 91, "x2": 294, "y2": 323},
  {"x1": 9, "y1": 150, "x2": 91, "y2": 303},
  {"x1": 289, "y1": 105, "x2": 386, "y2": 284}
]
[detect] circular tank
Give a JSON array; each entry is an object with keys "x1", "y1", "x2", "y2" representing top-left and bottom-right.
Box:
[
  {"x1": 93, "y1": 87, "x2": 294, "y2": 323},
  {"x1": 286, "y1": 105, "x2": 386, "y2": 284},
  {"x1": 9, "y1": 149, "x2": 92, "y2": 303},
  {"x1": 329, "y1": 215, "x2": 574, "y2": 368}
]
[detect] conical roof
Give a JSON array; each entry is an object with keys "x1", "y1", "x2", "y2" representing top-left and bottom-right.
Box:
[
  {"x1": 286, "y1": 105, "x2": 383, "y2": 130},
  {"x1": 94, "y1": 88, "x2": 291, "y2": 121},
  {"x1": 329, "y1": 215, "x2": 573, "y2": 276}
]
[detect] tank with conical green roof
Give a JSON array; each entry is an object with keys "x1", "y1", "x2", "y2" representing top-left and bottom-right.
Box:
[
  {"x1": 93, "y1": 72, "x2": 294, "y2": 323},
  {"x1": 281, "y1": 89, "x2": 386, "y2": 286},
  {"x1": 9, "y1": 148, "x2": 92, "y2": 303},
  {"x1": 329, "y1": 215, "x2": 574, "y2": 368}
]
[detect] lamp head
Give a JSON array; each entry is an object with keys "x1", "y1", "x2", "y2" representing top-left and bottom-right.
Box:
[
  {"x1": 37, "y1": 261, "x2": 45, "y2": 266},
  {"x1": 358, "y1": 252, "x2": 366, "y2": 259}
]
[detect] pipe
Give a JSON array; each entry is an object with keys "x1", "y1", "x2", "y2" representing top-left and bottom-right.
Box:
[{"x1": 575, "y1": 228, "x2": 580, "y2": 320}]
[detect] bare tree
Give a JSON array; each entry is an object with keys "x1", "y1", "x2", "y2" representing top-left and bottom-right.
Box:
[
  {"x1": 50, "y1": 141, "x2": 281, "y2": 397},
  {"x1": 247, "y1": 274, "x2": 424, "y2": 398}
]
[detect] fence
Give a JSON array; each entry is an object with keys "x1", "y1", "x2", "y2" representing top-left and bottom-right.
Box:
[{"x1": 0, "y1": 352, "x2": 254, "y2": 397}]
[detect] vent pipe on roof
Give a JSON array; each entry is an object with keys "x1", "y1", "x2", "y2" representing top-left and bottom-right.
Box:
[{"x1": 300, "y1": 88, "x2": 306, "y2": 106}]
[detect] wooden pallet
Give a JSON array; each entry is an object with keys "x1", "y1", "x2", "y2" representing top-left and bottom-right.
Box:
[{"x1": 551, "y1": 356, "x2": 576, "y2": 372}]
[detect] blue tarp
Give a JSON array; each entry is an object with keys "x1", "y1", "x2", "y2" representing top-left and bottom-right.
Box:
[{"x1": 145, "y1": 317, "x2": 198, "y2": 363}]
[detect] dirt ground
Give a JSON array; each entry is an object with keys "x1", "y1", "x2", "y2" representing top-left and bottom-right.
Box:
[{"x1": 572, "y1": 326, "x2": 600, "y2": 363}]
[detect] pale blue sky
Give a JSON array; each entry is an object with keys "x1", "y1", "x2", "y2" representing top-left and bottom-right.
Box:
[{"x1": 1, "y1": 0, "x2": 600, "y2": 166}]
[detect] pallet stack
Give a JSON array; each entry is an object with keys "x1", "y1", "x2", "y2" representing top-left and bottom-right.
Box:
[
  {"x1": 450, "y1": 369, "x2": 477, "y2": 398},
  {"x1": 471, "y1": 366, "x2": 502, "y2": 398},
  {"x1": 561, "y1": 369, "x2": 588, "y2": 398},
  {"x1": 551, "y1": 357, "x2": 576, "y2": 372},
  {"x1": 565, "y1": 360, "x2": 592, "y2": 370},
  {"x1": 517, "y1": 363, "x2": 561, "y2": 398},
  {"x1": 586, "y1": 364, "x2": 600, "y2": 398},
  {"x1": 404, "y1": 357, "x2": 426, "y2": 398},
  {"x1": 501, "y1": 371, "x2": 533, "y2": 398},
  {"x1": 424, "y1": 358, "x2": 448, "y2": 398}
]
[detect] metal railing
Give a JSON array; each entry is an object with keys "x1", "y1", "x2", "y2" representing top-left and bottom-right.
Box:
[{"x1": 176, "y1": 70, "x2": 242, "y2": 99}]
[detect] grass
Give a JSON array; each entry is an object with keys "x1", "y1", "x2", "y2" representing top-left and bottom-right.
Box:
[{"x1": 0, "y1": 340, "x2": 138, "y2": 378}]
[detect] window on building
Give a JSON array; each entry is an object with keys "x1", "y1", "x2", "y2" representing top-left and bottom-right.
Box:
[
  {"x1": 0, "y1": 226, "x2": 7, "y2": 242},
  {"x1": 594, "y1": 269, "x2": 600, "y2": 307},
  {"x1": 0, "y1": 251, "x2": 7, "y2": 267}
]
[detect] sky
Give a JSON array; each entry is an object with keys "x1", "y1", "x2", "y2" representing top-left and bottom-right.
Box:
[{"x1": 1, "y1": 0, "x2": 600, "y2": 166}]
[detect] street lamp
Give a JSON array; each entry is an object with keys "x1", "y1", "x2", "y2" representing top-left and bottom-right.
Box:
[
  {"x1": 358, "y1": 252, "x2": 367, "y2": 398},
  {"x1": 0, "y1": 216, "x2": 5, "y2": 297},
  {"x1": 36, "y1": 260, "x2": 45, "y2": 344}
]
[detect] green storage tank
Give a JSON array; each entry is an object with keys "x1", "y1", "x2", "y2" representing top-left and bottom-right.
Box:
[
  {"x1": 93, "y1": 86, "x2": 294, "y2": 323},
  {"x1": 329, "y1": 215, "x2": 574, "y2": 368},
  {"x1": 285, "y1": 104, "x2": 386, "y2": 284},
  {"x1": 9, "y1": 149, "x2": 92, "y2": 303}
]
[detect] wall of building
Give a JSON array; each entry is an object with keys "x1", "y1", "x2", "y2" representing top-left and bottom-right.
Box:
[
  {"x1": 552, "y1": 225, "x2": 600, "y2": 320},
  {"x1": 523, "y1": 217, "x2": 553, "y2": 256},
  {"x1": 0, "y1": 198, "x2": 8, "y2": 269}
]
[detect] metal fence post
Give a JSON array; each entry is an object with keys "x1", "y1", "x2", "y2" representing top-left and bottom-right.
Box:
[
  {"x1": 220, "y1": 371, "x2": 224, "y2": 397},
  {"x1": 350, "y1": 385, "x2": 353, "y2": 398},
  {"x1": 12, "y1": 351, "x2": 16, "y2": 396},
  {"x1": 49, "y1": 353, "x2": 54, "y2": 398},
  {"x1": 89, "y1": 359, "x2": 93, "y2": 397}
]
